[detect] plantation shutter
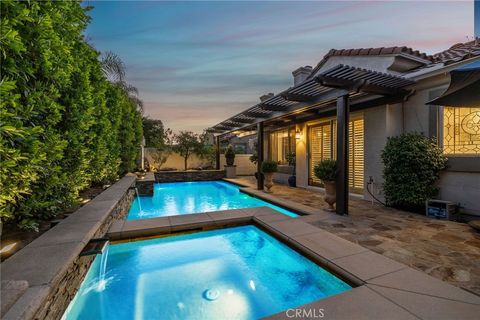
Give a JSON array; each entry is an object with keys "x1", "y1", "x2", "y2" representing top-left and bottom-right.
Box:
[
  {"x1": 309, "y1": 123, "x2": 332, "y2": 185},
  {"x1": 348, "y1": 118, "x2": 364, "y2": 191},
  {"x1": 308, "y1": 117, "x2": 364, "y2": 192}
]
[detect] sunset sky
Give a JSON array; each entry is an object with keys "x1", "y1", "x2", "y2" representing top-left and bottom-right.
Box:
[{"x1": 86, "y1": 1, "x2": 475, "y2": 133}]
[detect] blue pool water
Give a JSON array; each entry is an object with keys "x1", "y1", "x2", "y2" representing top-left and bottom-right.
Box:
[
  {"x1": 127, "y1": 181, "x2": 299, "y2": 219},
  {"x1": 63, "y1": 226, "x2": 351, "y2": 319}
]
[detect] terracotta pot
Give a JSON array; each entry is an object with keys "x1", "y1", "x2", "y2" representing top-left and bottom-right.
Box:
[
  {"x1": 264, "y1": 172, "x2": 274, "y2": 193},
  {"x1": 323, "y1": 180, "x2": 336, "y2": 211}
]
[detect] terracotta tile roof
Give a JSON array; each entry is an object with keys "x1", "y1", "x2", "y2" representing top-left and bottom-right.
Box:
[
  {"x1": 308, "y1": 40, "x2": 480, "y2": 79},
  {"x1": 432, "y1": 39, "x2": 480, "y2": 65},
  {"x1": 326, "y1": 46, "x2": 432, "y2": 61},
  {"x1": 308, "y1": 46, "x2": 433, "y2": 79}
]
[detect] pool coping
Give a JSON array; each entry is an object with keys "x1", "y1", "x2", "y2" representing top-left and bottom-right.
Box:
[{"x1": 108, "y1": 206, "x2": 480, "y2": 319}]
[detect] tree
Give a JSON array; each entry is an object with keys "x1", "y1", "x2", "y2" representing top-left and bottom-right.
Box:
[
  {"x1": 142, "y1": 117, "x2": 166, "y2": 149},
  {"x1": 0, "y1": 0, "x2": 143, "y2": 230},
  {"x1": 173, "y1": 131, "x2": 204, "y2": 170},
  {"x1": 149, "y1": 127, "x2": 173, "y2": 171},
  {"x1": 101, "y1": 51, "x2": 143, "y2": 112}
]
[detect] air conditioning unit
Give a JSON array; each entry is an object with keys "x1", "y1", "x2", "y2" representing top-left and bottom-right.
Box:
[{"x1": 426, "y1": 200, "x2": 458, "y2": 220}]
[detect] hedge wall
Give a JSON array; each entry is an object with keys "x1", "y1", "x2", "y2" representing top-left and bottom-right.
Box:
[{"x1": 0, "y1": 0, "x2": 143, "y2": 229}]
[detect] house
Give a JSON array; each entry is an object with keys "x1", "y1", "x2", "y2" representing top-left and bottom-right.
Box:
[{"x1": 210, "y1": 40, "x2": 480, "y2": 215}]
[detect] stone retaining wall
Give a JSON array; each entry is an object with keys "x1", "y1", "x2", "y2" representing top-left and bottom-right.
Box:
[
  {"x1": 154, "y1": 170, "x2": 225, "y2": 183},
  {"x1": 136, "y1": 172, "x2": 155, "y2": 196},
  {"x1": 1, "y1": 176, "x2": 136, "y2": 320}
]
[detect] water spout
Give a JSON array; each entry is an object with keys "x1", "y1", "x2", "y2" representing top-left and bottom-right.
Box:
[
  {"x1": 96, "y1": 244, "x2": 109, "y2": 292},
  {"x1": 134, "y1": 187, "x2": 143, "y2": 213}
]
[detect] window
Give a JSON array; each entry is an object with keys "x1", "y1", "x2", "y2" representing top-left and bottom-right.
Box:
[
  {"x1": 443, "y1": 107, "x2": 480, "y2": 155},
  {"x1": 269, "y1": 127, "x2": 295, "y2": 164},
  {"x1": 309, "y1": 121, "x2": 333, "y2": 186},
  {"x1": 308, "y1": 117, "x2": 364, "y2": 192}
]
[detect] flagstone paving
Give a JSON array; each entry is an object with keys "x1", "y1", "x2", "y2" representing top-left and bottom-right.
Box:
[{"x1": 228, "y1": 176, "x2": 480, "y2": 296}]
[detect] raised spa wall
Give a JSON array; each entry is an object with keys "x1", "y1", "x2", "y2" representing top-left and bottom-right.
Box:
[
  {"x1": 155, "y1": 169, "x2": 225, "y2": 183},
  {"x1": 1, "y1": 175, "x2": 137, "y2": 320}
]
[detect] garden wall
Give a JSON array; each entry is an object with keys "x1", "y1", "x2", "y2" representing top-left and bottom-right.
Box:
[
  {"x1": 1, "y1": 176, "x2": 136, "y2": 320},
  {"x1": 219, "y1": 154, "x2": 256, "y2": 175},
  {"x1": 145, "y1": 148, "x2": 212, "y2": 170}
]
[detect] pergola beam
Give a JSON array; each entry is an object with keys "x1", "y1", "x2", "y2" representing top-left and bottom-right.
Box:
[
  {"x1": 281, "y1": 92, "x2": 316, "y2": 102},
  {"x1": 260, "y1": 103, "x2": 289, "y2": 111},
  {"x1": 244, "y1": 111, "x2": 270, "y2": 118},
  {"x1": 231, "y1": 117, "x2": 256, "y2": 124},
  {"x1": 336, "y1": 94, "x2": 349, "y2": 215}
]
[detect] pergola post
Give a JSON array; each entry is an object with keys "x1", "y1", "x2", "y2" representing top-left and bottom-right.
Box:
[
  {"x1": 336, "y1": 94, "x2": 349, "y2": 215},
  {"x1": 215, "y1": 135, "x2": 220, "y2": 170},
  {"x1": 257, "y1": 122, "x2": 264, "y2": 190}
]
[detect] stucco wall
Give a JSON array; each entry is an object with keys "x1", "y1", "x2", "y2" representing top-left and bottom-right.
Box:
[
  {"x1": 145, "y1": 148, "x2": 212, "y2": 170},
  {"x1": 438, "y1": 171, "x2": 480, "y2": 215},
  {"x1": 219, "y1": 154, "x2": 256, "y2": 175},
  {"x1": 295, "y1": 123, "x2": 309, "y2": 188},
  {"x1": 363, "y1": 104, "x2": 404, "y2": 202}
]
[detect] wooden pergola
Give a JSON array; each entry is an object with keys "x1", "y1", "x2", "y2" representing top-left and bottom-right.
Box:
[{"x1": 209, "y1": 64, "x2": 415, "y2": 215}]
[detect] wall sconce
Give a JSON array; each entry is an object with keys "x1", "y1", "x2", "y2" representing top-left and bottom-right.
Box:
[{"x1": 295, "y1": 129, "x2": 302, "y2": 140}]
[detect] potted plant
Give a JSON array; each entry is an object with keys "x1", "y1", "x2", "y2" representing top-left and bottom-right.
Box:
[
  {"x1": 286, "y1": 151, "x2": 296, "y2": 187},
  {"x1": 314, "y1": 159, "x2": 337, "y2": 211},
  {"x1": 224, "y1": 144, "x2": 236, "y2": 178},
  {"x1": 261, "y1": 160, "x2": 278, "y2": 193}
]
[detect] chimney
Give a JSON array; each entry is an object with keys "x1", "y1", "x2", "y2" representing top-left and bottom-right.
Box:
[
  {"x1": 260, "y1": 93, "x2": 274, "y2": 102},
  {"x1": 292, "y1": 66, "x2": 312, "y2": 86}
]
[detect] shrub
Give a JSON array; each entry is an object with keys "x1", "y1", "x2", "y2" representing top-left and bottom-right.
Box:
[
  {"x1": 225, "y1": 144, "x2": 235, "y2": 166},
  {"x1": 314, "y1": 159, "x2": 336, "y2": 182},
  {"x1": 382, "y1": 133, "x2": 447, "y2": 212},
  {"x1": 261, "y1": 160, "x2": 278, "y2": 173}
]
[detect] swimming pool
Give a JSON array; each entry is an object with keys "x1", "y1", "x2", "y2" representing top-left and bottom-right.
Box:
[
  {"x1": 127, "y1": 181, "x2": 299, "y2": 220},
  {"x1": 63, "y1": 226, "x2": 351, "y2": 319}
]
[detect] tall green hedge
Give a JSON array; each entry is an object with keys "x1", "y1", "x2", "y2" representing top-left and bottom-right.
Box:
[
  {"x1": 0, "y1": 0, "x2": 143, "y2": 230},
  {"x1": 382, "y1": 133, "x2": 447, "y2": 213}
]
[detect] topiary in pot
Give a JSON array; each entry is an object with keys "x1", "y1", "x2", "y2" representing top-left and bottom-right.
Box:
[
  {"x1": 314, "y1": 159, "x2": 337, "y2": 211},
  {"x1": 225, "y1": 144, "x2": 235, "y2": 166},
  {"x1": 382, "y1": 133, "x2": 447, "y2": 213},
  {"x1": 261, "y1": 160, "x2": 278, "y2": 193}
]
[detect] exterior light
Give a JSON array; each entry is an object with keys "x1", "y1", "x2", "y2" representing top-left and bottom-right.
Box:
[
  {"x1": 0, "y1": 242, "x2": 16, "y2": 254},
  {"x1": 295, "y1": 129, "x2": 302, "y2": 140}
]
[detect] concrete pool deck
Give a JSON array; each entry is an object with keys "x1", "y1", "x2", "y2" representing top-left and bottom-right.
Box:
[{"x1": 108, "y1": 205, "x2": 480, "y2": 319}]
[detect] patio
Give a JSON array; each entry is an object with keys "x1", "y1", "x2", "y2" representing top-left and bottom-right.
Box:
[{"x1": 227, "y1": 176, "x2": 480, "y2": 296}]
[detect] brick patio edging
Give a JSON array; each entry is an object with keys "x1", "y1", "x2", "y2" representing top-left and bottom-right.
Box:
[
  {"x1": 108, "y1": 207, "x2": 480, "y2": 320},
  {"x1": 0, "y1": 176, "x2": 136, "y2": 320}
]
